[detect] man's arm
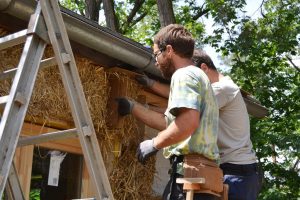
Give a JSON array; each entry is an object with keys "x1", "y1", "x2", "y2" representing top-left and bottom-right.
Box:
[
  {"x1": 137, "y1": 108, "x2": 200, "y2": 164},
  {"x1": 132, "y1": 103, "x2": 166, "y2": 131},
  {"x1": 151, "y1": 81, "x2": 170, "y2": 98},
  {"x1": 153, "y1": 108, "x2": 200, "y2": 149},
  {"x1": 148, "y1": 105, "x2": 166, "y2": 114},
  {"x1": 136, "y1": 75, "x2": 170, "y2": 98},
  {"x1": 115, "y1": 97, "x2": 166, "y2": 131}
]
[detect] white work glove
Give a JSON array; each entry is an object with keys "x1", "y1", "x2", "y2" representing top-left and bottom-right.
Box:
[{"x1": 136, "y1": 139, "x2": 159, "y2": 164}]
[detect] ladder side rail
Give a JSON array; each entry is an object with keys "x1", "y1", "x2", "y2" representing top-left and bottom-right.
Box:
[
  {"x1": 0, "y1": 36, "x2": 46, "y2": 196},
  {"x1": 40, "y1": 1, "x2": 113, "y2": 199},
  {"x1": 0, "y1": 4, "x2": 47, "y2": 196}
]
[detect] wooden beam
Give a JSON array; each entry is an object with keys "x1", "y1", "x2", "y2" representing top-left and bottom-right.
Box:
[
  {"x1": 105, "y1": 67, "x2": 143, "y2": 128},
  {"x1": 139, "y1": 90, "x2": 167, "y2": 108},
  {"x1": 24, "y1": 116, "x2": 74, "y2": 130},
  {"x1": 21, "y1": 123, "x2": 82, "y2": 154}
]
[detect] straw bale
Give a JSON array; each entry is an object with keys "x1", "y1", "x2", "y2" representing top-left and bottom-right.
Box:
[
  {"x1": 0, "y1": 29, "x2": 159, "y2": 199},
  {"x1": 0, "y1": 28, "x2": 8, "y2": 36}
]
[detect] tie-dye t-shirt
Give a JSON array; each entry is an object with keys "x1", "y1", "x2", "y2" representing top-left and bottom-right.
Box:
[{"x1": 163, "y1": 66, "x2": 219, "y2": 161}]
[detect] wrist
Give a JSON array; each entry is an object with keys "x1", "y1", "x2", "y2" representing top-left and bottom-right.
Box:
[
  {"x1": 148, "y1": 79, "x2": 155, "y2": 88},
  {"x1": 152, "y1": 137, "x2": 160, "y2": 150},
  {"x1": 143, "y1": 103, "x2": 149, "y2": 109}
]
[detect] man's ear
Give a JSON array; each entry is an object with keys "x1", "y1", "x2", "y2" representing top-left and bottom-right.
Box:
[
  {"x1": 165, "y1": 44, "x2": 173, "y2": 56},
  {"x1": 200, "y1": 63, "x2": 209, "y2": 73}
]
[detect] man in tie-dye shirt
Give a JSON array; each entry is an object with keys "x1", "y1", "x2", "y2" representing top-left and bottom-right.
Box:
[{"x1": 116, "y1": 24, "x2": 219, "y2": 200}]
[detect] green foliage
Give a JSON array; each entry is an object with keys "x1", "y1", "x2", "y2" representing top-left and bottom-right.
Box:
[
  {"x1": 29, "y1": 189, "x2": 40, "y2": 200},
  {"x1": 116, "y1": 0, "x2": 159, "y2": 46},
  {"x1": 59, "y1": 0, "x2": 85, "y2": 15},
  {"x1": 205, "y1": 0, "x2": 300, "y2": 198},
  {"x1": 173, "y1": 1, "x2": 206, "y2": 48}
]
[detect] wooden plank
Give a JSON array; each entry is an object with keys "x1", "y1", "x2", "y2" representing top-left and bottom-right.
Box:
[
  {"x1": 139, "y1": 90, "x2": 167, "y2": 108},
  {"x1": 81, "y1": 162, "x2": 95, "y2": 198},
  {"x1": 18, "y1": 128, "x2": 77, "y2": 147},
  {"x1": 21, "y1": 123, "x2": 82, "y2": 154},
  {"x1": 14, "y1": 145, "x2": 34, "y2": 200},
  {"x1": 176, "y1": 177, "x2": 205, "y2": 184},
  {"x1": 106, "y1": 67, "x2": 140, "y2": 78},
  {"x1": 105, "y1": 71, "x2": 128, "y2": 128},
  {"x1": 24, "y1": 116, "x2": 74, "y2": 130},
  {"x1": 106, "y1": 66, "x2": 141, "y2": 128}
]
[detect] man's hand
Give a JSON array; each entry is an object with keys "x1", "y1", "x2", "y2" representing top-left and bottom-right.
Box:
[
  {"x1": 115, "y1": 97, "x2": 135, "y2": 116},
  {"x1": 135, "y1": 74, "x2": 155, "y2": 88},
  {"x1": 136, "y1": 139, "x2": 159, "y2": 164}
]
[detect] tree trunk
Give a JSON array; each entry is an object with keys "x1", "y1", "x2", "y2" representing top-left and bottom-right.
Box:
[
  {"x1": 85, "y1": 0, "x2": 102, "y2": 22},
  {"x1": 156, "y1": 0, "x2": 176, "y2": 27},
  {"x1": 103, "y1": 0, "x2": 119, "y2": 32}
]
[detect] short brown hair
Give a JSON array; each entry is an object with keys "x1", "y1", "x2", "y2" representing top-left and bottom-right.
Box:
[
  {"x1": 154, "y1": 24, "x2": 195, "y2": 58},
  {"x1": 192, "y1": 49, "x2": 217, "y2": 70}
]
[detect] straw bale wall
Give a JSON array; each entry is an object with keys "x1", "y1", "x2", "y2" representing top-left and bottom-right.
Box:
[{"x1": 0, "y1": 28, "x2": 159, "y2": 200}]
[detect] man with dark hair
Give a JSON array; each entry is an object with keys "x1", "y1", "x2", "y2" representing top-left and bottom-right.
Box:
[
  {"x1": 116, "y1": 25, "x2": 220, "y2": 200},
  {"x1": 192, "y1": 49, "x2": 260, "y2": 200}
]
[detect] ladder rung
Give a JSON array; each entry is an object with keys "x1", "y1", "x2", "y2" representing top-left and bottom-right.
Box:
[
  {"x1": 40, "y1": 57, "x2": 57, "y2": 68},
  {"x1": 0, "y1": 93, "x2": 26, "y2": 107},
  {"x1": 0, "y1": 68, "x2": 18, "y2": 81},
  {"x1": 0, "y1": 95, "x2": 8, "y2": 107},
  {"x1": 18, "y1": 128, "x2": 77, "y2": 146},
  {"x1": 0, "y1": 57, "x2": 57, "y2": 81},
  {"x1": 0, "y1": 29, "x2": 27, "y2": 51}
]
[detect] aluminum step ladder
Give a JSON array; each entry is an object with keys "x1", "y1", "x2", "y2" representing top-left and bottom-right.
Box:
[{"x1": 0, "y1": 0, "x2": 113, "y2": 199}]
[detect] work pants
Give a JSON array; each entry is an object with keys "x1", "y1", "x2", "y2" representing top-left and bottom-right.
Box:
[{"x1": 220, "y1": 163, "x2": 261, "y2": 200}]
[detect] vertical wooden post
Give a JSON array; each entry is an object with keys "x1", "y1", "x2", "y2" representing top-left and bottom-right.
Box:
[{"x1": 14, "y1": 145, "x2": 34, "y2": 200}]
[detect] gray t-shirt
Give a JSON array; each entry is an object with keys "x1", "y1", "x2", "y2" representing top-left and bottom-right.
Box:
[{"x1": 212, "y1": 76, "x2": 257, "y2": 164}]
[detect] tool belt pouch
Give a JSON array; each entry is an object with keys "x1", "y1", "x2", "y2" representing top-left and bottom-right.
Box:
[{"x1": 183, "y1": 155, "x2": 223, "y2": 193}]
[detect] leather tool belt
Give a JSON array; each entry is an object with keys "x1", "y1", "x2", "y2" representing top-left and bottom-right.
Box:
[{"x1": 183, "y1": 154, "x2": 223, "y2": 194}]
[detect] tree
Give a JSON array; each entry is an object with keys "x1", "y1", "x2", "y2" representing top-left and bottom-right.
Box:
[
  {"x1": 156, "y1": 0, "x2": 175, "y2": 27},
  {"x1": 85, "y1": 0, "x2": 101, "y2": 22},
  {"x1": 103, "y1": 0, "x2": 119, "y2": 32}
]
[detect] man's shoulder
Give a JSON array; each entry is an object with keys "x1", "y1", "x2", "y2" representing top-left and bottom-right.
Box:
[
  {"x1": 174, "y1": 66, "x2": 208, "y2": 81},
  {"x1": 175, "y1": 65, "x2": 200, "y2": 74},
  {"x1": 212, "y1": 76, "x2": 239, "y2": 92}
]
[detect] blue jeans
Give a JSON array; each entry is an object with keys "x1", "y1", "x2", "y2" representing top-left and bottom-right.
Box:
[{"x1": 221, "y1": 163, "x2": 261, "y2": 200}]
